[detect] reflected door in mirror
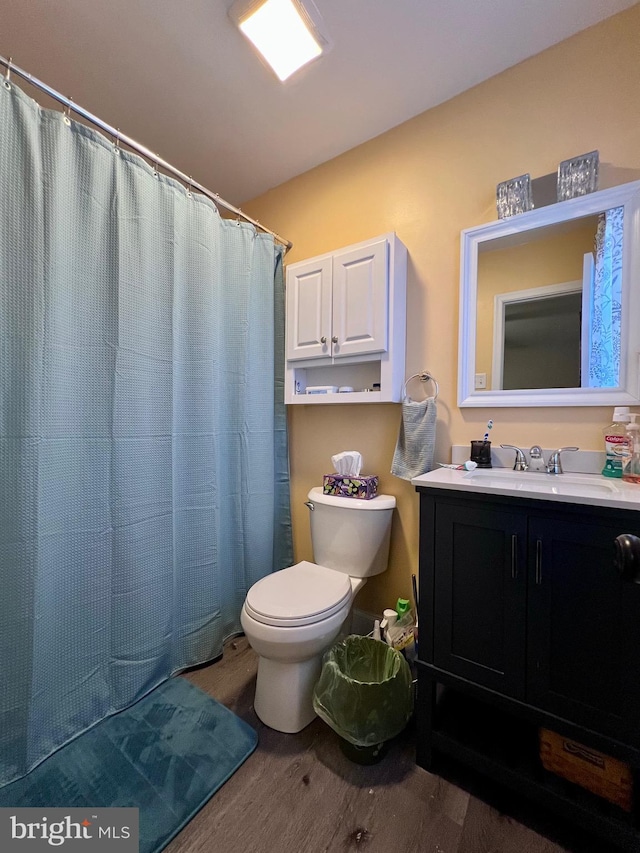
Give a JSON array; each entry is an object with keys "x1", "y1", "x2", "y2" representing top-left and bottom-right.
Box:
[{"x1": 502, "y1": 291, "x2": 582, "y2": 390}]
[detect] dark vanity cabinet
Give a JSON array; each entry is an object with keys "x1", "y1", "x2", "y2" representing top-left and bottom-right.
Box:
[
  {"x1": 527, "y1": 514, "x2": 640, "y2": 744},
  {"x1": 431, "y1": 502, "x2": 527, "y2": 699},
  {"x1": 416, "y1": 487, "x2": 640, "y2": 849}
]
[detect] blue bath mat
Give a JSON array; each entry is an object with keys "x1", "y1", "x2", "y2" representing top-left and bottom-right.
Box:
[{"x1": 0, "y1": 678, "x2": 257, "y2": 853}]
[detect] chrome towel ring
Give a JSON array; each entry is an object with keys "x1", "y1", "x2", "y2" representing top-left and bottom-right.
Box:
[{"x1": 403, "y1": 371, "x2": 439, "y2": 400}]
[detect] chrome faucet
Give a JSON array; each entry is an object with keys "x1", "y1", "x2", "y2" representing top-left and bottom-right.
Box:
[
  {"x1": 500, "y1": 444, "x2": 580, "y2": 474},
  {"x1": 500, "y1": 444, "x2": 528, "y2": 471},
  {"x1": 528, "y1": 445, "x2": 546, "y2": 472},
  {"x1": 547, "y1": 446, "x2": 579, "y2": 475}
]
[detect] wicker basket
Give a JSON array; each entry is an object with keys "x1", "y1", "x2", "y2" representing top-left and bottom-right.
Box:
[{"x1": 539, "y1": 728, "x2": 633, "y2": 812}]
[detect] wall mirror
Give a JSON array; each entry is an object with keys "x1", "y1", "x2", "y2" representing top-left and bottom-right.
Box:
[{"x1": 458, "y1": 179, "x2": 640, "y2": 407}]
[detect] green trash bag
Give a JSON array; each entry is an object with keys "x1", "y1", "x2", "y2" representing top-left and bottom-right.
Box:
[{"x1": 312, "y1": 635, "x2": 413, "y2": 749}]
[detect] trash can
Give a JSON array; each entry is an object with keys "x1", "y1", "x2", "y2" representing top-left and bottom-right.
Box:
[{"x1": 312, "y1": 634, "x2": 413, "y2": 764}]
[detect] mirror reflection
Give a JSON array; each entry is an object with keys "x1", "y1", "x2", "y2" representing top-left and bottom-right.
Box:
[{"x1": 475, "y1": 207, "x2": 624, "y2": 391}]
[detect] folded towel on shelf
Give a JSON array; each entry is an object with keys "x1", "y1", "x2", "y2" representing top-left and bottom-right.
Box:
[{"x1": 391, "y1": 396, "x2": 437, "y2": 480}]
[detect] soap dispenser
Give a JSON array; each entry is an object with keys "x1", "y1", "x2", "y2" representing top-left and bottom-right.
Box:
[{"x1": 622, "y1": 414, "x2": 640, "y2": 485}]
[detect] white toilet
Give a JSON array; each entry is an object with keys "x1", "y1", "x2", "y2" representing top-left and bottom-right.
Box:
[{"x1": 241, "y1": 486, "x2": 396, "y2": 733}]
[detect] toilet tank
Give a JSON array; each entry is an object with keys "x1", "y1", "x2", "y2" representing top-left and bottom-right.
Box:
[{"x1": 306, "y1": 487, "x2": 396, "y2": 578}]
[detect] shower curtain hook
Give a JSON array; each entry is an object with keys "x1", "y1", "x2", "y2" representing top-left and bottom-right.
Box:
[
  {"x1": 3, "y1": 56, "x2": 12, "y2": 88},
  {"x1": 212, "y1": 193, "x2": 223, "y2": 215},
  {"x1": 144, "y1": 154, "x2": 157, "y2": 176},
  {"x1": 187, "y1": 177, "x2": 193, "y2": 198},
  {"x1": 113, "y1": 128, "x2": 121, "y2": 151},
  {"x1": 63, "y1": 97, "x2": 73, "y2": 125}
]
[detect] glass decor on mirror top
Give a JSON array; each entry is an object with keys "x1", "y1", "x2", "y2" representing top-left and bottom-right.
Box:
[
  {"x1": 557, "y1": 150, "x2": 599, "y2": 202},
  {"x1": 496, "y1": 173, "x2": 533, "y2": 219}
]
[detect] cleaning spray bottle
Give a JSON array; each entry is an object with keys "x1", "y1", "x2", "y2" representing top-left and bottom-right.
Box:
[
  {"x1": 383, "y1": 598, "x2": 416, "y2": 664},
  {"x1": 622, "y1": 414, "x2": 640, "y2": 485},
  {"x1": 379, "y1": 609, "x2": 397, "y2": 642},
  {"x1": 602, "y1": 407, "x2": 631, "y2": 478}
]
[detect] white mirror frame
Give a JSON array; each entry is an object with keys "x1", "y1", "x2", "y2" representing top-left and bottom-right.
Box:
[{"x1": 458, "y1": 179, "x2": 640, "y2": 407}]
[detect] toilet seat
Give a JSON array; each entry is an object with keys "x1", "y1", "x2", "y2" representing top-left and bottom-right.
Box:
[{"x1": 245, "y1": 561, "x2": 352, "y2": 627}]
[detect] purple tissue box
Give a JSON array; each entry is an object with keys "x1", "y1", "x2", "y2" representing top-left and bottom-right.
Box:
[{"x1": 322, "y1": 474, "x2": 379, "y2": 500}]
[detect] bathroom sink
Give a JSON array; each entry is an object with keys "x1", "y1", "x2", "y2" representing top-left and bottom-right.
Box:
[
  {"x1": 411, "y1": 467, "x2": 640, "y2": 510},
  {"x1": 463, "y1": 470, "x2": 618, "y2": 498}
]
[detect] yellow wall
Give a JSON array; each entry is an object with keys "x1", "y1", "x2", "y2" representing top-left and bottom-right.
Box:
[{"x1": 245, "y1": 5, "x2": 640, "y2": 616}]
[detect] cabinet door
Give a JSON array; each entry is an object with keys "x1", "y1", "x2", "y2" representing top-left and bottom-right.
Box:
[
  {"x1": 433, "y1": 502, "x2": 527, "y2": 699},
  {"x1": 527, "y1": 516, "x2": 640, "y2": 742},
  {"x1": 331, "y1": 238, "x2": 388, "y2": 358},
  {"x1": 285, "y1": 255, "x2": 332, "y2": 361}
]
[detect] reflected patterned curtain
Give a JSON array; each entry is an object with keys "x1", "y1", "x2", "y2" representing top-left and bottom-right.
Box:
[{"x1": 589, "y1": 206, "x2": 624, "y2": 387}]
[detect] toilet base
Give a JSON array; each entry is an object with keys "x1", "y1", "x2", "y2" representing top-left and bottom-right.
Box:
[{"x1": 254, "y1": 655, "x2": 322, "y2": 733}]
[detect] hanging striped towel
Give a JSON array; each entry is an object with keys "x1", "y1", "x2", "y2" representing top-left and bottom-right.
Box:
[{"x1": 391, "y1": 396, "x2": 437, "y2": 480}]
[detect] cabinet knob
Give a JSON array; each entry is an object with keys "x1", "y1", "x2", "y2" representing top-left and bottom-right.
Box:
[
  {"x1": 320, "y1": 336, "x2": 327, "y2": 344},
  {"x1": 614, "y1": 534, "x2": 640, "y2": 583},
  {"x1": 332, "y1": 336, "x2": 338, "y2": 344}
]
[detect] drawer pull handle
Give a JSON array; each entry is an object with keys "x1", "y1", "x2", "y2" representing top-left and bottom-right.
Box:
[
  {"x1": 535, "y1": 539, "x2": 542, "y2": 585},
  {"x1": 511, "y1": 534, "x2": 518, "y2": 579}
]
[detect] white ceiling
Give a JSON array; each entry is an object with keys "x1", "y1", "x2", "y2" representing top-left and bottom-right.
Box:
[{"x1": 2, "y1": 0, "x2": 637, "y2": 204}]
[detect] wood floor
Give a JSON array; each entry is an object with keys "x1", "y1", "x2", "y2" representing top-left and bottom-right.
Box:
[{"x1": 165, "y1": 638, "x2": 616, "y2": 853}]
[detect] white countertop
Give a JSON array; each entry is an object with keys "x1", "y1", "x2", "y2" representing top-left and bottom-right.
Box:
[{"x1": 412, "y1": 467, "x2": 640, "y2": 511}]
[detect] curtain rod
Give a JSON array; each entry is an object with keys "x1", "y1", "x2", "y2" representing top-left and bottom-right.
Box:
[{"x1": 0, "y1": 54, "x2": 292, "y2": 252}]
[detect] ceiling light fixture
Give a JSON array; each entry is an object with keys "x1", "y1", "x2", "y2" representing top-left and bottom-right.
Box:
[{"x1": 229, "y1": 0, "x2": 330, "y2": 82}]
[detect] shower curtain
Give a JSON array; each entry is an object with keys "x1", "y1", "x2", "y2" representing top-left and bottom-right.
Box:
[{"x1": 0, "y1": 79, "x2": 292, "y2": 786}]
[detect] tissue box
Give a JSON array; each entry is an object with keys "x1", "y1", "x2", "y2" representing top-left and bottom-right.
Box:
[{"x1": 322, "y1": 474, "x2": 379, "y2": 500}]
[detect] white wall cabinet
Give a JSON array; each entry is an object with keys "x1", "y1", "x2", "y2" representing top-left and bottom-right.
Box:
[{"x1": 285, "y1": 233, "x2": 407, "y2": 404}]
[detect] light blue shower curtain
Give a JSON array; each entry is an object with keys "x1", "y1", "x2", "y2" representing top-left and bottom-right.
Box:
[{"x1": 0, "y1": 79, "x2": 292, "y2": 785}]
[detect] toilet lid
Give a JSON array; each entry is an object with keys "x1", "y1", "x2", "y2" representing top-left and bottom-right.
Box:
[{"x1": 245, "y1": 561, "x2": 352, "y2": 627}]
